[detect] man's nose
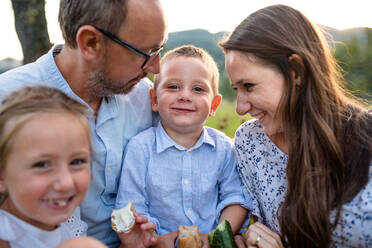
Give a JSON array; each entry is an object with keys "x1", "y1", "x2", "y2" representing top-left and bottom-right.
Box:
[{"x1": 143, "y1": 55, "x2": 160, "y2": 74}]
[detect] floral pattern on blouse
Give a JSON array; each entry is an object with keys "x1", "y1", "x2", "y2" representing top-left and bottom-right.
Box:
[{"x1": 235, "y1": 119, "x2": 372, "y2": 247}]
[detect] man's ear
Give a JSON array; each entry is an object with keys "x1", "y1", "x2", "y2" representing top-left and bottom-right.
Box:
[
  {"x1": 76, "y1": 25, "x2": 104, "y2": 61},
  {"x1": 209, "y1": 94, "x2": 222, "y2": 117},
  {"x1": 288, "y1": 53, "x2": 304, "y2": 86},
  {"x1": 149, "y1": 88, "x2": 159, "y2": 112}
]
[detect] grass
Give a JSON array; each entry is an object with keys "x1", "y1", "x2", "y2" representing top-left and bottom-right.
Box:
[{"x1": 205, "y1": 100, "x2": 252, "y2": 138}]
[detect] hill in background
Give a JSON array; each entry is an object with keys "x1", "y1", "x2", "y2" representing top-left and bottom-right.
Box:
[{"x1": 165, "y1": 29, "x2": 228, "y2": 70}]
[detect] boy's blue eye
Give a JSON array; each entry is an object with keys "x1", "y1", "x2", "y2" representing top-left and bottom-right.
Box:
[
  {"x1": 70, "y1": 158, "x2": 86, "y2": 166},
  {"x1": 32, "y1": 161, "x2": 49, "y2": 168},
  {"x1": 193, "y1": 87, "x2": 203, "y2": 92},
  {"x1": 168, "y1": 85, "x2": 178, "y2": 90}
]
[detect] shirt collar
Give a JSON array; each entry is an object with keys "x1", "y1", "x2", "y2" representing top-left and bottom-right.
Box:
[
  {"x1": 155, "y1": 121, "x2": 216, "y2": 153},
  {"x1": 50, "y1": 45, "x2": 119, "y2": 125}
]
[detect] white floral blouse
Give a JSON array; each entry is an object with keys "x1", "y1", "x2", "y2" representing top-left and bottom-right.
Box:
[{"x1": 235, "y1": 119, "x2": 372, "y2": 247}]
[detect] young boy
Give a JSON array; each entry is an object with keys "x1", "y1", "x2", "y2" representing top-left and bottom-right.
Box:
[{"x1": 115, "y1": 45, "x2": 248, "y2": 246}]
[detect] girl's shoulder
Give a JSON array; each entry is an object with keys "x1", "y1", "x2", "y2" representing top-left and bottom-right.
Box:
[
  {"x1": 0, "y1": 208, "x2": 86, "y2": 247},
  {"x1": 0, "y1": 209, "x2": 18, "y2": 241}
]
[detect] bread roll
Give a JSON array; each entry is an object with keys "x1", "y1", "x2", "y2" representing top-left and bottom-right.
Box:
[
  {"x1": 178, "y1": 225, "x2": 202, "y2": 248},
  {"x1": 111, "y1": 201, "x2": 135, "y2": 234}
]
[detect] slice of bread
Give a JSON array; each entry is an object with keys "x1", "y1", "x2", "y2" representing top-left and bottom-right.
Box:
[
  {"x1": 111, "y1": 201, "x2": 136, "y2": 234},
  {"x1": 178, "y1": 225, "x2": 202, "y2": 248}
]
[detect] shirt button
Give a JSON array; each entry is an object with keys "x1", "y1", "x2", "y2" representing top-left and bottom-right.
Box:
[
  {"x1": 186, "y1": 151, "x2": 190, "y2": 155},
  {"x1": 184, "y1": 180, "x2": 189, "y2": 185},
  {"x1": 187, "y1": 209, "x2": 192, "y2": 215},
  {"x1": 107, "y1": 167, "x2": 111, "y2": 173}
]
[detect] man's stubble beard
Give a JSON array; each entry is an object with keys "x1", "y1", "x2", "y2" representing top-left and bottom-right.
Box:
[{"x1": 85, "y1": 57, "x2": 147, "y2": 98}]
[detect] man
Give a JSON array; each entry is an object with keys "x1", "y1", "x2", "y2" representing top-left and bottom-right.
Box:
[{"x1": 0, "y1": 0, "x2": 168, "y2": 247}]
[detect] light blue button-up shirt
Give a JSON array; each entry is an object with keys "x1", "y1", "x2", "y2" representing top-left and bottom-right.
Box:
[
  {"x1": 116, "y1": 122, "x2": 250, "y2": 235},
  {"x1": 0, "y1": 45, "x2": 157, "y2": 248}
]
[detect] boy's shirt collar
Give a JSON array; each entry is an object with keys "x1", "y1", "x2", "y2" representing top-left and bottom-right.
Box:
[{"x1": 155, "y1": 121, "x2": 216, "y2": 153}]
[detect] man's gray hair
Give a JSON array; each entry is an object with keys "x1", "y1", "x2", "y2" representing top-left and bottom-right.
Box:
[{"x1": 58, "y1": 0, "x2": 128, "y2": 48}]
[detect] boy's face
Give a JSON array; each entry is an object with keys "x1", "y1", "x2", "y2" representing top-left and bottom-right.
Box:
[
  {"x1": 150, "y1": 56, "x2": 221, "y2": 136},
  {"x1": 0, "y1": 113, "x2": 91, "y2": 231}
]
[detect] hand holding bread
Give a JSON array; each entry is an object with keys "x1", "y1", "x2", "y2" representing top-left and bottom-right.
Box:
[{"x1": 178, "y1": 225, "x2": 202, "y2": 248}]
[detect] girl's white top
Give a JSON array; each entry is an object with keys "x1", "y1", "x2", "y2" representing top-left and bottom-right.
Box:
[{"x1": 0, "y1": 207, "x2": 87, "y2": 248}]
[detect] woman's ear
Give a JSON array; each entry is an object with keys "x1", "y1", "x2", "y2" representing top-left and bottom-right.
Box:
[
  {"x1": 288, "y1": 54, "x2": 304, "y2": 86},
  {"x1": 209, "y1": 94, "x2": 222, "y2": 117},
  {"x1": 76, "y1": 25, "x2": 104, "y2": 61},
  {"x1": 149, "y1": 88, "x2": 159, "y2": 112}
]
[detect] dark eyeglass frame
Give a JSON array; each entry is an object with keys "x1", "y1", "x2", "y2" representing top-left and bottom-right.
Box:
[{"x1": 94, "y1": 26, "x2": 164, "y2": 69}]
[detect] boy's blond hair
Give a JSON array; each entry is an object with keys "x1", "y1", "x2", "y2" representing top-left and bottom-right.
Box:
[{"x1": 154, "y1": 45, "x2": 219, "y2": 96}]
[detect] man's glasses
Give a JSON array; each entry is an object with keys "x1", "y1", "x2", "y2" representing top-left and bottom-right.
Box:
[{"x1": 94, "y1": 26, "x2": 164, "y2": 70}]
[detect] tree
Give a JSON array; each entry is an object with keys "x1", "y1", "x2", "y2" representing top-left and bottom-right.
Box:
[{"x1": 11, "y1": 0, "x2": 52, "y2": 64}]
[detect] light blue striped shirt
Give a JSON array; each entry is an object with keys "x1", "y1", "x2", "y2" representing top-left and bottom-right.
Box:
[{"x1": 116, "y1": 122, "x2": 250, "y2": 235}]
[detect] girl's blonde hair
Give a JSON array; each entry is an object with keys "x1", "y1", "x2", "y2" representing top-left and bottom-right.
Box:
[{"x1": 0, "y1": 85, "x2": 91, "y2": 204}]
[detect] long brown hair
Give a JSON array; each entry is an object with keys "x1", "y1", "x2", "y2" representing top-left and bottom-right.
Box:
[{"x1": 220, "y1": 5, "x2": 372, "y2": 247}]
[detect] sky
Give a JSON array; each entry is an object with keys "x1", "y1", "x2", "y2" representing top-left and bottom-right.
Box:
[{"x1": 1, "y1": 0, "x2": 371, "y2": 61}]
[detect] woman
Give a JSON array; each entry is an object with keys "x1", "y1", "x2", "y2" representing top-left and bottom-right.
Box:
[{"x1": 220, "y1": 5, "x2": 372, "y2": 248}]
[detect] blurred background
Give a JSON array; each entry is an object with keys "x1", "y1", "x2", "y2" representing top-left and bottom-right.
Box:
[{"x1": 1, "y1": 0, "x2": 371, "y2": 137}]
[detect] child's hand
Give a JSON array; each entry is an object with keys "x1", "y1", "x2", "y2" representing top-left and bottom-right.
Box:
[
  {"x1": 200, "y1": 233, "x2": 210, "y2": 248},
  {"x1": 117, "y1": 213, "x2": 157, "y2": 248},
  {"x1": 151, "y1": 230, "x2": 178, "y2": 248}
]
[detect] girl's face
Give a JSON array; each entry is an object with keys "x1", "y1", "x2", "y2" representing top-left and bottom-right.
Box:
[
  {"x1": 225, "y1": 50, "x2": 286, "y2": 136},
  {"x1": 0, "y1": 113, "x2": 90, "y2": 230}
]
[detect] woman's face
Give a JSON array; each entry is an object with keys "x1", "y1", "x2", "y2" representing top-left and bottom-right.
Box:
[{"x1": 225, "y1": 50, "x2": 286, "y2": 136}]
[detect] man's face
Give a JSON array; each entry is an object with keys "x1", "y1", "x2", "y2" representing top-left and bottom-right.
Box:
[{"x1": 87, "y1": 0, "x2": 168, "y2": 97}]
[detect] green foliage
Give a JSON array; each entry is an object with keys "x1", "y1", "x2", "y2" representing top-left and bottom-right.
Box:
[
  {"x1": 205, "y1": 100, "x2": 252, "y2": 138},
  {"x1": 333, "y1": 28, "x2": 372, "y2": 102}
]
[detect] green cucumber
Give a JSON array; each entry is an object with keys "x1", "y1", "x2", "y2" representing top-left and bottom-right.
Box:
[{"x1": 208, "y1": 220, "x2": 237, "y2": 248}]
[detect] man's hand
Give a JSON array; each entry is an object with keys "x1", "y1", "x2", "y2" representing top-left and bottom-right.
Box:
[
  {"x1": 117, "y1": 213, "x2": 157, "y2": 248},
  {"x1": 151, "y1": 230, "x2": 178, "y2": 248}
]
